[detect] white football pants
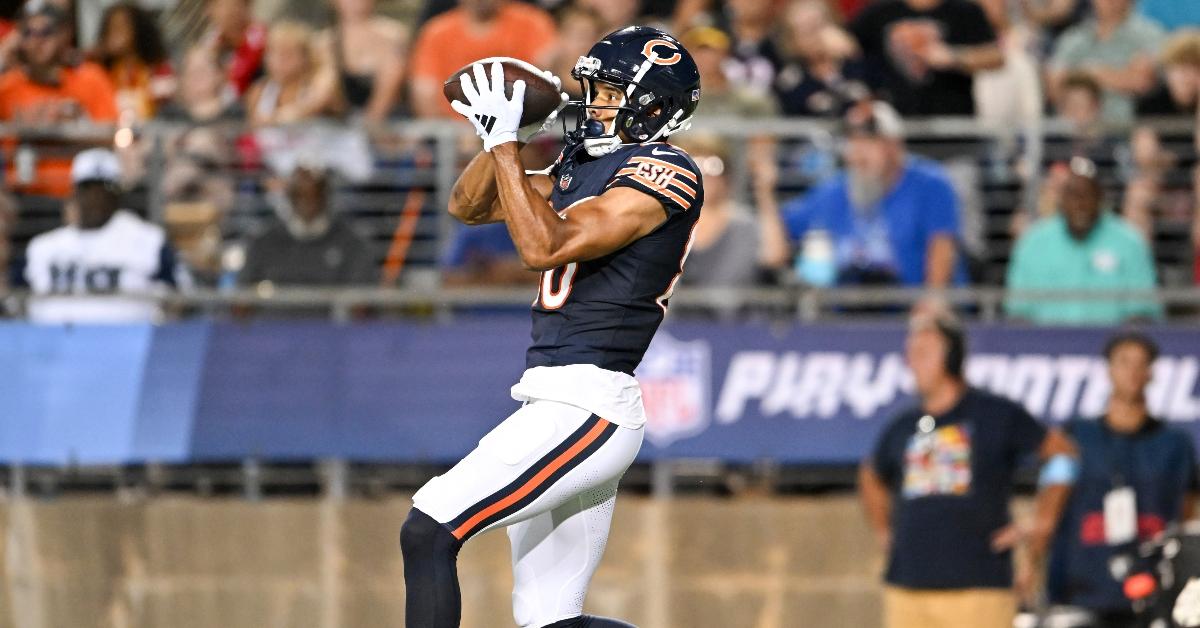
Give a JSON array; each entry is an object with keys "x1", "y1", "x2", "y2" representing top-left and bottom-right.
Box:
[{"x1": 412, "y1": 399, "x2": 643, "y2": 627}]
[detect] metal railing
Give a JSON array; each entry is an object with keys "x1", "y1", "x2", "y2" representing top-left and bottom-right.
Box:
[
  {"x1": 4, "y1": 285, "x2": 1200, "y2": 323},
  {"x1": 4, "y1": 115, "x2": 1197, "y2": 287}
]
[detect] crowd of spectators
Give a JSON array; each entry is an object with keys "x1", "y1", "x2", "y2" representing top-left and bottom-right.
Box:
[
  {"x1": 0, "y1": 0, "x2": 1192, "y2": 127},
  {"x1": 0, "y1": 0, "x2": 1197, "y2": 325}
]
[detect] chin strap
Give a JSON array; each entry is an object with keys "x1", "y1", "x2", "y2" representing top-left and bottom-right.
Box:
[
  {"x1": 583, "y1": 135, "x2": 625, "y2": 157},
  {"x1": 582, "y1": 90, "x2": 630, "y2": 157}
]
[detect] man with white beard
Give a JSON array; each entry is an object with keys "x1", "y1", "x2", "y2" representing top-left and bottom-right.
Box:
[{"x1": 780, "y1": 100, "x2": 964, "y2": 287}]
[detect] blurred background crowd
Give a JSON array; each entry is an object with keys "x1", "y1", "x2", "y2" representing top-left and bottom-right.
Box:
[{"x1": 0, "y1": 0, "x2": 1197, "y2": 324}]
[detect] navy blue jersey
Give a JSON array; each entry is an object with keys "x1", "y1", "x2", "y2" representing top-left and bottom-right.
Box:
[{"x1": 526, "y1": 141, "x2": 704, "y2": 375}]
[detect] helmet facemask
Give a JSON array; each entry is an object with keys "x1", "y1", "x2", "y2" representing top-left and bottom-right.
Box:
[{"x1": 569, "y1": 56, "x2": 636, "y2": 157}]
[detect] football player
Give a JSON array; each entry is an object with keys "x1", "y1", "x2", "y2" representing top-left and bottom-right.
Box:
[{"x1": 401, "y1": 27, "x2": 704, "y2": 628}]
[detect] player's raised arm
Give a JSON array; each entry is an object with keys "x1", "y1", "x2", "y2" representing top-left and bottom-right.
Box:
[
  {"x1": 491, "y1": 144, "x2": 665, "y2": 270},
  {"x1": 445, "y1": 61, "x2": 565, "y2": 226},
  {"x1": 446, "y1": 150, "x2": 552, "y2": 225}
]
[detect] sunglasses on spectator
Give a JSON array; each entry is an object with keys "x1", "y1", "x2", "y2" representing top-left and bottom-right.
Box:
[{"x1": 22, "y1": 26, "x2": 59, "y2": 39}]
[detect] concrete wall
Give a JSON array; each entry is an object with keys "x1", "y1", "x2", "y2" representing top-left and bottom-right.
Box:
[{"x1": 1, "y1": 494, "x2": 885, "y2": 628}]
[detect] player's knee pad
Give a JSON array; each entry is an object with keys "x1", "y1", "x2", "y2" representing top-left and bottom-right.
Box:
[
  {"x1": 539, "y1": 615, "x2": 637, "y2": 628},
  {"x1": 400, "y1": 507, "x2": 461, "y2": 564}
]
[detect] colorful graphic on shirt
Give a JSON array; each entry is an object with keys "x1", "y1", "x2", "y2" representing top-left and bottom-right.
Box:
[{"x1": 902, "y1": 423, "x2": 972, "y2": 498}]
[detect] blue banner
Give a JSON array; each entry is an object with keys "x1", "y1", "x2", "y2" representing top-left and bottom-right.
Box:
[{"x1": 2, "y1": 321, "x2": 1198, "y2": 465}]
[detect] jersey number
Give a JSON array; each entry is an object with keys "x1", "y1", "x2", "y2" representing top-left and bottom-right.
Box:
[{"x1": 538, "y1": 262, "x2": 577, "y2": 309}]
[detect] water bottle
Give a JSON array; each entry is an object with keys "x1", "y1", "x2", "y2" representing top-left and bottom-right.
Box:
[
  {"x1": 219, "y1": 243, "x2": 246, "y2": 293},
  {"x1": 796, "y1": 229, "x2": 837, "y2": 287}
]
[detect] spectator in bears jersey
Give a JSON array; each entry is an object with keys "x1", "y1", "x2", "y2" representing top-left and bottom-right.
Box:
[
  {"x1": 0, "y1": 1, "x2": 118, "y2": 197},
  {"x1": 1045, "y1": 332, "x2": 1200, "y2": 626},
  {"x1": 772, "y1": 0, "x2": 869, "y2": 118},
  {"x1": 722, "y1": 0, "x2": 782, "y2": 96},
  {"x1": 23, "y1": 149, "x2": 190, "y2": 324}
]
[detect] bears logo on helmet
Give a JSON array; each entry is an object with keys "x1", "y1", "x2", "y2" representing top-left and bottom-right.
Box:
[{"x1": 567, "y1": 26, "x2": 701, "y2": 157}]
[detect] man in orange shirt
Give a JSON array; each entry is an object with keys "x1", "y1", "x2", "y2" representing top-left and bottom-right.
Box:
[
  {"x1": 0, "y1": 2, "x2": 118, "y2": 197},
  {"x1": 408, "y1": 0, "x2": 558, "y2": 118}
]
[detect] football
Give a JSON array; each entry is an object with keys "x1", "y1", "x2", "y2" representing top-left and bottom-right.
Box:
[{"x1": 443, "y1": 57, "x2": 564, "y2": 128}]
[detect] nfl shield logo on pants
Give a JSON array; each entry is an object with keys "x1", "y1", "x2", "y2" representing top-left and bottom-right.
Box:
[{"x1": 635, "y1": 332, "x2": 711, "y2": 448}]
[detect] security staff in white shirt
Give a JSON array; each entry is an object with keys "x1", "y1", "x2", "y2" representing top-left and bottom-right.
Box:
[{"x1": 23, "y1": 148, "x2": 190, "y2": 324}]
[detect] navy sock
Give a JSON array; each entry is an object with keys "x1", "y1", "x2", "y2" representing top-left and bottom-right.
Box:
[{"x1": 400, "y1": 508, "x2": 463, "y2": 628}]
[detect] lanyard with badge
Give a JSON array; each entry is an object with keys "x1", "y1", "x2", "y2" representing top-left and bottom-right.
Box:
[{"x1": 1102, "y1": 422, "x2": 1139, "y2": 546}]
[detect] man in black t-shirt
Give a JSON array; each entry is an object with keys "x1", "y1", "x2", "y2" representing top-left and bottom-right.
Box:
[
  {"x1": 239, "y1": 165, "x2": 377, "y2": 288},
  {"x1": 859, "y1": 308, "x2": 1076, "y2": 628},
  {"x1": 849, "y1": 0, "x2": 1002, "y2": 116}
]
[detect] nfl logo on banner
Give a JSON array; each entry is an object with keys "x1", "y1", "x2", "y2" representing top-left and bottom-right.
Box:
[{"x1": 635, "y1": 332, "x2": 711, "y2": 448}]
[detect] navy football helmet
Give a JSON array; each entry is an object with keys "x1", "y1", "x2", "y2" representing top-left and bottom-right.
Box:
[{"x1": 568, "y1": 26, "x2": 701, "y2": 157}]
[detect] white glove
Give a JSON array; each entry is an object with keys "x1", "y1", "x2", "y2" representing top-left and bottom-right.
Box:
[
  {"x1": 450, "y1": 61, "x2": 526, "y2": 152},
  {"x1": 518, "y1": 70, "x2": 568, "y2": 144}
]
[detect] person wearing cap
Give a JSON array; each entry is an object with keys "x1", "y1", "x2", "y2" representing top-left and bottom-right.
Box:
[
  {"x1": 0, "y1": 1, "x2": 118, "y2": 197},
  {"x1": 780, "y1": 100, "x2": 966, "y2": 288},
  {"x1": 1006, "y1": 156, "x2": 1161, "y2": 325},
  {"x1": 682, "y1": 26, "x2": 779, "y2": 119},
  {"x1": 859, "y1": 305, "x2": 1076, "y2": 628},
  {"x1": 22, "y1": 149, "x2": 190, "y2": 324},
  {"x1": 1044, "y1": 332, "x2": 1199, "y2": 627},
  {"x1": 238, "y1": 163, "x2": 377, "y2": 288}
]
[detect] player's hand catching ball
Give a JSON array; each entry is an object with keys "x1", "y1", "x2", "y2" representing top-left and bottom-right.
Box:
[
  {"x1": 447, "y1": 59, "x2": 567, "y2": 151},
  {"x1": 451, "y1": 62, "x2": 527, "y2": 152}
]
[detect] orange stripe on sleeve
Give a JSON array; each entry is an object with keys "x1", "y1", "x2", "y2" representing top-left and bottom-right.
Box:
[
  {"x1": 622, "y1": 175, "x2": 693, "y2": 209},
  {"x1": 668, "y1": 178, "x2": 697, "y2": 197},
  {"x1": 655, "y1": 186, "x2": 691, "y2": 210}
]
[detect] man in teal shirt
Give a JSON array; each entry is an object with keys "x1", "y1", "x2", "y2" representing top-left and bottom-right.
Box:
[{"x1": 1006, "y1": 158, "x2": 1161, "y2": 325}]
